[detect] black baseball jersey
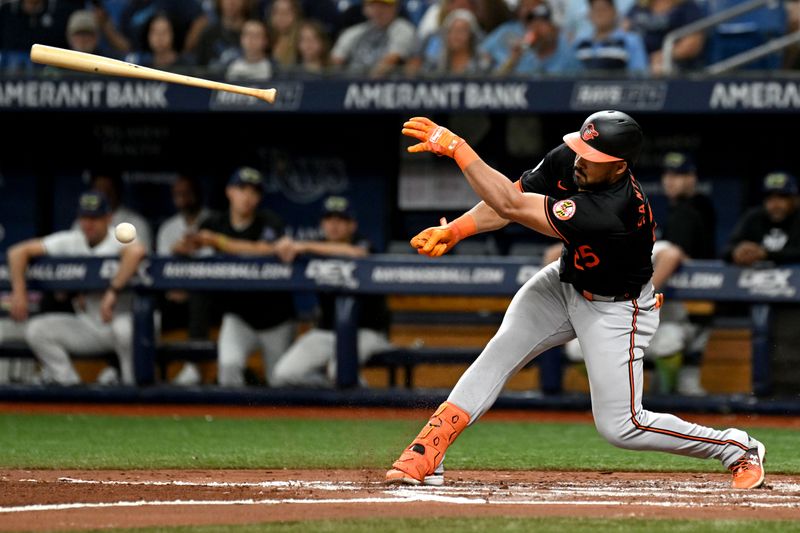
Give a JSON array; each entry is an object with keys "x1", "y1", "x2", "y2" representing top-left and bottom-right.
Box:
[
  {"x1": 520, "y1": 143, "x2": 655, "y2": 298},
  {"x1": 200, "y1": 210, "x2": 296, "y2": 329}
]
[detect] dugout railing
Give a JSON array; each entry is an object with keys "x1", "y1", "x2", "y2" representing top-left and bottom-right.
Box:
[{"x1": 0, "y1": 255, "x2": 797, "y2": 398}]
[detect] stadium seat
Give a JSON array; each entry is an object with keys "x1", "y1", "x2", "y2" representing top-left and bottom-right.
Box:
[{"x1": 706, "y1": 0, "x2": 788, "y2": 70}]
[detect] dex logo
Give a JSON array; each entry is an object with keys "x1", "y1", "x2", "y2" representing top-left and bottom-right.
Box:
[
  {"x1": 738, "y1": 269, "x2": 794, "y2": 297},
  {"x1": 305, "y1": 259, "x2": 358, "y2": 289}
]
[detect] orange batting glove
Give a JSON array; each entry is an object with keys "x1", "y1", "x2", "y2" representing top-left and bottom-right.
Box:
[
  {"x1": 402, "y1": 117, "x2": 480, "y2": 169},
  {"x1": 410, "y1": 215, "x2": 477, "y2": 257}
]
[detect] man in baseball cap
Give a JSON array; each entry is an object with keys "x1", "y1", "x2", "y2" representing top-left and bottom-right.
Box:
[
  {"x1": 77, "y1": 190, "x2": 111, "y2": 218},
  {"x1": 763, "y1": 171, "x2": 799, "y2": 196},
  {"x1": 228, "y1": 166, "x2": 265, "y2": 191},
  {"x1": 321, "y1": 195, "x2": 356, "y2": 220},
  {"x1": 66, "y1": 10, "x2": 100, "y2": 54},
  {"x1": 725, "y1": 171, "x2": 800, "y2": 266}
]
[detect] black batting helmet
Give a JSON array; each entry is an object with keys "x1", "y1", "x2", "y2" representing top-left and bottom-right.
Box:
[{"x1": 563, "y1": 110, "x2": 643, "y2": 166}]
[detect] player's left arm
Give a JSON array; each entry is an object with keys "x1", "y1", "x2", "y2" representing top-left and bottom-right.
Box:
[{"x1": 101, "y1": 241, "x2": 147, "y2": 322}]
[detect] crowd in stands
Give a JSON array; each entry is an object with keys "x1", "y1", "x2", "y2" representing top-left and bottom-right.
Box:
[{"x1": 0, "y1": 0, "x2": 797, "y2": 79}]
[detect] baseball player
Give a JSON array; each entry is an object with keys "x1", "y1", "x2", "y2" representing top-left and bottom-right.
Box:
[
  {"x1": 7, "y1": 191, "x2": 147, "y2": 385},
  {"x1": 191, "y1": 167, "x2": 296, "y2": 387},
  {"x1": 271, "y1": 196, "x2": 392, "y2": 388},
  {"x1": 385, "y1": 112, "x2": 766, "y2": 489}
]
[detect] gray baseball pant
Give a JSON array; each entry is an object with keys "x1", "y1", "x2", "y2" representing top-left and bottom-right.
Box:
[
  {"x1": 448, "y1": 262, "x2": 750, "y2": 469},
  {"x1": 216, "y1": 313, "x2": 294, "y2": 387}
]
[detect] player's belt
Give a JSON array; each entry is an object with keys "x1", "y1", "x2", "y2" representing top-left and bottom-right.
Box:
[{"x1": 580, "y1": 290, "x2": 634, "y2": 302}]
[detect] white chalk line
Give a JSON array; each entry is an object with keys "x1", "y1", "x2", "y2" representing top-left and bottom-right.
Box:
[
  {"x1": 2, "y1": 476, "x2": 798, "y2": 514},
  {"x1": 2, "y1": 495, "x2": 798, "y2": 514},
  {"x1": 49, "y1": 477, "x2": 800, "y2": 500}
]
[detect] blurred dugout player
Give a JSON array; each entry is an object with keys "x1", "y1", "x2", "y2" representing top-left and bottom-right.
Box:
[
  {"x1": 155, "y1": 174, "x2": 211, "y2": 385},
  {"x1": 271, "y1": 196, "x2": 391, "y2": 388},
  {"x1": 190, "y1": 167, "x2": 296, "y2": 386},
  {"x1": 75, "y1": 171, "x2": 153, "y2": 251},
  {"x1": 7, "y1": 191, "x2": 147, "y2": 385}
]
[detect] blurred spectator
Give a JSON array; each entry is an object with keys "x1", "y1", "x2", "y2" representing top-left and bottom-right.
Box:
[
  {"x1": 405, "y1": 2, "x2": 482, "y2": 76},
  {"x1": 259, "y1": 0, "x2": 340, "y2": 37},
  {"x1": 272, "y1": 196, "x2": 391, "y2": 388},
  {"x1": 0, "y1": 0, "x2": 76, "y2": 67},
  {"x1": 225, "y1": 19, "x2": 273, "y2": 80},
  {"x1": 92, "y1": 0, "x2": 133, "y2": 54},
  {"x1": 65, "y1": 9, "x2": 101, "y2": 54},
  {"x1": 192, "y1": 167, "x2": 296, "y2": 387},
  {"x1": 195, "y1": 0, "x2": 256, "y2": 74},
  {"x1": 416, "y1": 0, "x2": 478, "y2": 43},
  {"x1": 478, "y1": 0, "x2": 539, "y2": 69},
  {"x1": 292, "y1": 19, "x2": 333, "y2": 76},
  {"x1": 419, "y1": 9, "x2": 491, "y2": 76},
  {"x1": 572, "y1": 0, "x2": 648, "y2": 75},
  {"x1": 624, "y1": 0, "x2": 706, "y2": 75},
  {"x1": 495, "y1": 2, "x2": 580, "y2": 76},
  {"x1": 81, "y1": 171, "x2": 153, "y2": 252},
  {"x1": 7, "y1": 191, "x2": 147, "y2": 385},
  {"x1": 474, "y1": 0, "x2": 511, "y2": 34},
  {"x1": 120, "y1": 0, "x2": 209, "y2": 54},
  {"x1": 547, "y1": 0, "x2": 634, "y2": 43},
  {"x1": 124, "y1": 12, "x2": 194, "y2": 71},
  {"x1": 267, "y1": 0, "x2": 302, "y2": 69},
  {"x1": 155, "y1": 175, "x2": 211, "y2": 386},
  {"x1": 331, "y1": 0, "x2": 416, "y2": 78},
  {"x1": 724, "y1": 172, "x2": 800, "y2": 266}
]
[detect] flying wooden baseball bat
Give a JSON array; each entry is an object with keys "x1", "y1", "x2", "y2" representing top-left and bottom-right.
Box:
[{"x1": 30, "y1": 44, "x2": 277, "y2": 104}]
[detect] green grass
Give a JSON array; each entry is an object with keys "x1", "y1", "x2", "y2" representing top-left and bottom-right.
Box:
[
  {"x1": 67, "y1": 517, "x2": 800, "y2": 533},
  {"x1": 1, "y1": 413, "x2": 799, "y2": 473}
]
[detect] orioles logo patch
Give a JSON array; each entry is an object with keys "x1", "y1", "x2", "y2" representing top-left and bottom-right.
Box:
[
  {"x1": 582, "y1": 123, "x2": 599, "y2": 141},
  {"x1": 553, "y1": 199, "x2": 576, "y2": 220}
]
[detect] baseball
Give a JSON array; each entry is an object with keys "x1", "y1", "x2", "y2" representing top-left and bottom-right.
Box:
[{"x1": 115, "y1": 222, "x2": 137, "y2": 244}]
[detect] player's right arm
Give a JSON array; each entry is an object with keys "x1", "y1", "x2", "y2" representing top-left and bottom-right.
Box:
[{"x1": 6, "y1": 239, "x2": 46, "y2": 321}]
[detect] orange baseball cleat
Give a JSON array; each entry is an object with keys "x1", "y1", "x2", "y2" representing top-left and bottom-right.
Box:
[
  {"x1": 385, "y1": 402, "x2": 469, "y2": 485},
  {"x1": 729, "y1": 438, "x2": 766, "y2": 489}
]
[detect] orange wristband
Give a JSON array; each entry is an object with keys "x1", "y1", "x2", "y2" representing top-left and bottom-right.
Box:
[
  {"x1": 454, "y1": 143, "x2": 479, "y2": 170},
  {"x1": 449, "y1": 214, "x2": 477, "y2": 242}
]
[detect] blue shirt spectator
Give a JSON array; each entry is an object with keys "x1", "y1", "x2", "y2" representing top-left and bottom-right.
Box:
[
  {"x1": 549, "y1": 0, "x2": 636, "y2": 43},
  {"x1": 494, "y1": 2, "x2": 580, "y2": 76},
  {"x1": 573, "y1": 0, "x2": 648, "y2": 75},
  {"x1": 420, "y1": 8, "x2": 491, "y2": 76},
  {"x1": 625, "y1": 0, "x2": 706, "y2": 74},
  {"x1": 479, "y1": 0, "x2": 537, "y2": 68}
]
